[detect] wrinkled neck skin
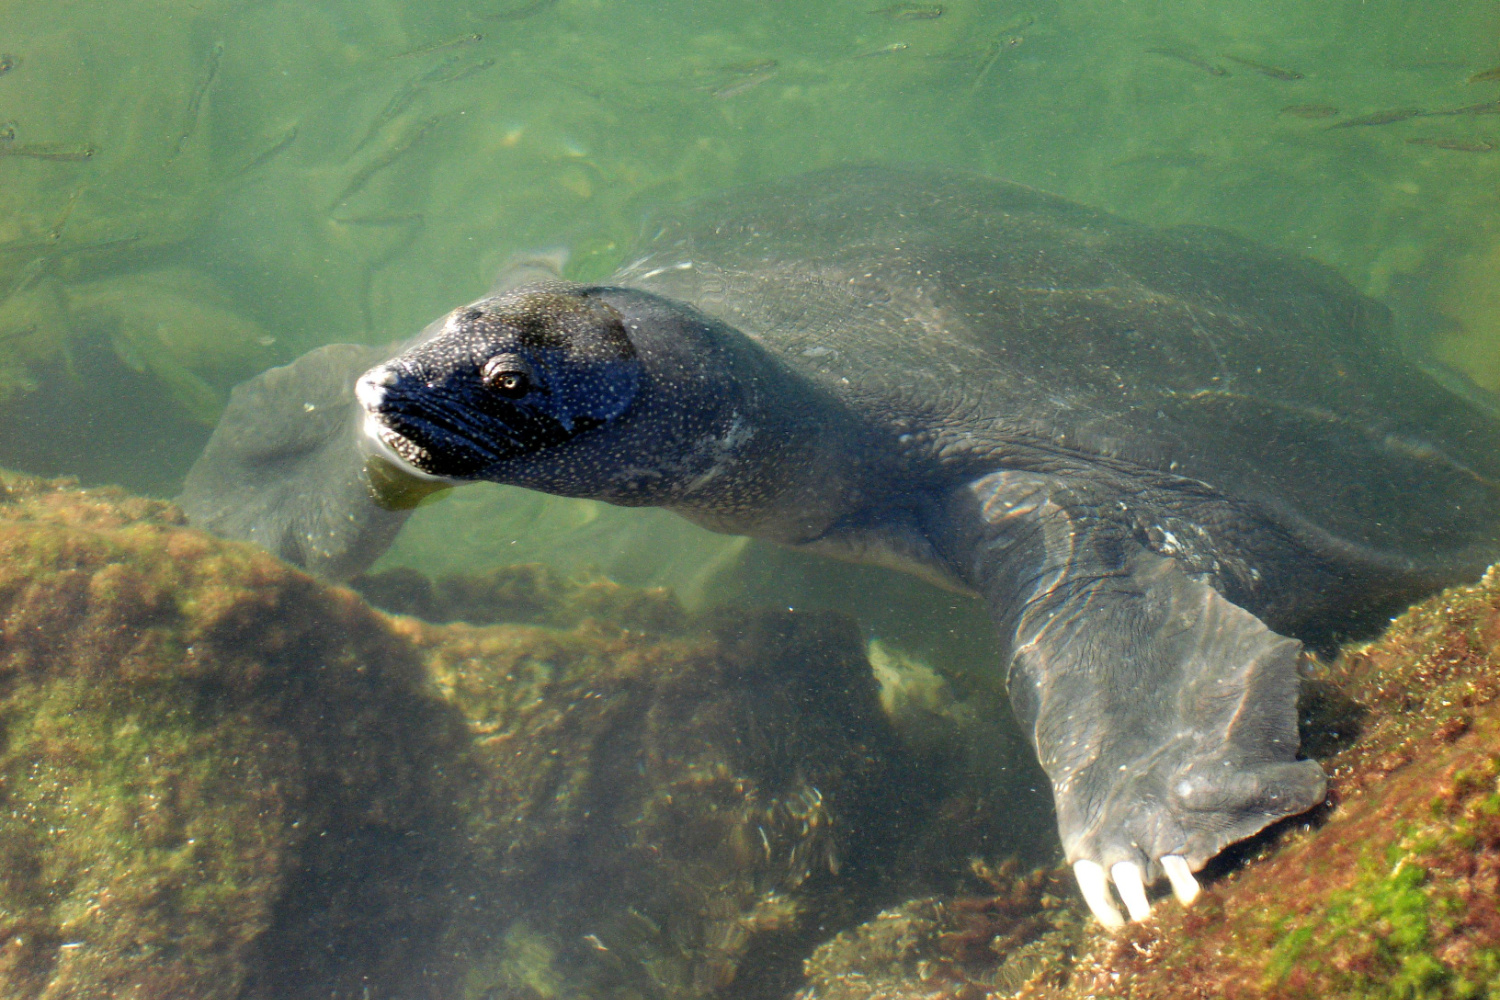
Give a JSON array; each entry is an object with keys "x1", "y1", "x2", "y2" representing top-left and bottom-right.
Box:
[{"x1": 496, "y1": 287, "x2": 865, "y2": 546}]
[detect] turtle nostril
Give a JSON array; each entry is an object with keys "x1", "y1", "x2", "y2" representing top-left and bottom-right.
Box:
[{"x1": 355, "y1": 367, "x2": 398, "y2": 412}]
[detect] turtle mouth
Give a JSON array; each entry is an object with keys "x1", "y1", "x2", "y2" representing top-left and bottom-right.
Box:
[
  {"x1": 359, "y1": 411, "x2": 451, "y2": 481},
  {"x1": 354, "y1": 364, "x2": 524, "y2": 479},
  {"x1": 354, "y1": 370, "x2": 454, "y2": 480}
]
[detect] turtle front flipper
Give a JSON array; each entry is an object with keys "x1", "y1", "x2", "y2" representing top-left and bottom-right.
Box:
[
  {"x1": 941, "y1": 470, "x2": 1327, "y2": 927},
  {"x1": 180, "y1": 342, "x2": 433, "y2": 580}
]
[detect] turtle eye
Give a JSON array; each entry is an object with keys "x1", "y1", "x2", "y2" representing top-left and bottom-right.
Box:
[{"x1": 482, "y1": 355, "x2": 536, "y2": 399}]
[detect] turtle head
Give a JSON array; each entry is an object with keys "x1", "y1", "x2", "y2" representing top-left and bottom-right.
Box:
[
  {"x1": 357, "y1": 283, "x2": 803, "y2": 509},
  {"x1": 356, "y1": 285, "x2": 643, "y2": 484}
]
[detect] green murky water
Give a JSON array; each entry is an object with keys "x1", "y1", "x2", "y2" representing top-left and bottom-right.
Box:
[
  {"x1": 2, "y1": 0, "x2": 1496, "y2": 598},
  {"x1": 2, "y1": 0, "x2": 1496, "y2": 461},
  {"x1": 0, "y1": 0, "x2": 1497, "y2": 989}
]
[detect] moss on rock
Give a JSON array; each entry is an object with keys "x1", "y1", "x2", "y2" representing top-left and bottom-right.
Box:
[
  {"x1": 0, "y1": 470, "x2": 478, "y2": 999},
  {"x1": 0, "y1": 470, "x2": 950, "y2": 1000}
]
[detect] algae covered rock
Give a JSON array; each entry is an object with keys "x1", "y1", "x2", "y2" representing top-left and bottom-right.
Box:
[
  {"x1": 15, "y1": 465, "x2": 1500, "y2": 1000},
  {"x1": 0, "y1": 469, "x2": 474, "y2": 999},
  {"x1": 409, "y1": 600, "x2": 927, "y2": 999},
  {"x1": 0, "y1": 469, "x2": 944, "y2": 1000}
]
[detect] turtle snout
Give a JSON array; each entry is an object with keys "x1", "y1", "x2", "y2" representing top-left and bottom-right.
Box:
[{"x1": 355, "y1": 364, "x2": 400, "y2": 416}]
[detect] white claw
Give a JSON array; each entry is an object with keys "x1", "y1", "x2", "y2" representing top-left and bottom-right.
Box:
[
  {"x1": 1073, "y1": 859, "x2": 1125, "y2": 929},
  {"x1": 1161, "y1": 855, "x2": 1201, "y2": 906},
  {"x1": 1110, "y1": 862, "x2": 1152, "y2": 922}
]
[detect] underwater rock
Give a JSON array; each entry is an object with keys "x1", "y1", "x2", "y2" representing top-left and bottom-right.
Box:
[
  {"x1": 0, "y1": 469, "x2": 945, "y2": 1000},
  {"x1": 0, "y1": 469, "x2": 474, "y2": 999},
  {"x1": 799, "y1": 563, "x2": 1500, "y2": 1000},
  {"x1": 414, "y1": 601, "x2": 927, "y2": 999},
  {"x1": 799, "y1": 860, "x2": 1082, "y2": 1000},
  {"x1": 25, "y1": 467, "x2": 1500, "y2": 999}
]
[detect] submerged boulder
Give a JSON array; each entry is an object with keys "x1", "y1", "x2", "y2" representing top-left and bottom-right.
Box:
[
  {"x1": 0, "y1": 470, "x2": 473, "y2": 999},
  {"x1": 0, "y1": 470, "x2": 942, "y2": 1000}
]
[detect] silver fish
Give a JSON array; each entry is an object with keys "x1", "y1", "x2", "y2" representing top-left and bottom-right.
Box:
[{"x1": 171, "y1": 41, "x2": 224, "y2": 158}]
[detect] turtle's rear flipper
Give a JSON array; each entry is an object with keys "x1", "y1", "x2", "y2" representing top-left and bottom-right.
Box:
[
  {"x1": 943, "y1": 470, "x2": 1327, "y2": 927},
  {"x1": 180, "y1": 342, "x2": 418, "y2": 580}
]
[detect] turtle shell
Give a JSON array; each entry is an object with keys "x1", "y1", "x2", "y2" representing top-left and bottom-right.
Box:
[{"x1": 619, "y1": 166, "x2": 1500, "y2": 589}]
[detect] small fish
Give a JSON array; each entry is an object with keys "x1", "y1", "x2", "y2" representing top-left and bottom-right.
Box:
[
  {"x1": 1469, "y1": 66, "x2": 1500, "y2": 83},
  {"x1": 415, "y1": 53, "x2": 465, "y2": 85},
  {"x1": 394, "y1": 32, "x2": 483, "y2": 58},
  {"x1": 334, "y1": 115, "x2": 440, "y2": 206},
  {"x1": 0, "y1": 54, "x2": 16, "y2": 75},
  {"x1": 47, "y1": 187, "x2": 83, "y2": 241},
  {"x1": 852, "y1": 42, "x2": 910, "y2": 59},
  {"x1": 1406, "y1": 136, "x2": 1496, "y2": 152},
  {"x1": 353, "y1": 75, "x2": 427, "y2": 153},
  {"x1": 0, "y1": 121, "x2": 15, "y2": 141},
  {"x1": 230, "y1": 123, "x2": 299, "y2": 177},
  {"x1": 424, "y1": 56, "x2": 497, "y2": 85},
  {"x1": 717, "y1": 58, "x2": 778, "y2": 75},
  {"x1": 172, "y1": 41, "x2": 224, "y2": 158},
  {"x1": 479, "y1": 0, "x2": 557, "y2": 21},
  {"x1": 1221, "y1": 54, "x2": 1302, "y2": 80},
  {"x1": 0, "y1": 143, "x2": 97, "y2": 161},
  {"x1": 0, "y1": 252, "x2": 51, "y2": 308},
  {"x1": 355, "y1": 54, "x2": 489, "y2": 153},
  {"x1": 1326, "y1": 107, "x2": 1424, "y2": 129},
  {"x1": 712, "y1": 68, "x2": 777, "y2": 99},
  {"x1": 1280, "y1": 103, "x2": 1339, "y2": 118},
  {"x1": 1423, "y1": 99, "x2": 1500, "y2": 117},
  {"x1": 971, "y1": 35, "x2": 1024, "y2": 92},
  {"x1": 1147, "y1": 47, "x2": 1228, "y2": 77},
  {"x1": 871, "y1": 3, "x2": 943, "y2": 20}
]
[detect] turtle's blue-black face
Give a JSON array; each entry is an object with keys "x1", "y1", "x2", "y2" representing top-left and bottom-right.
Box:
[{"x1": 356, "y1": 287, "x2": 641, "y2": 480}]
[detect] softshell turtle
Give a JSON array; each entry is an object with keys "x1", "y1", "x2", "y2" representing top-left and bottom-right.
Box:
[{"x1": 181, "y1": 166, "x2": 1500, "y2": 927}]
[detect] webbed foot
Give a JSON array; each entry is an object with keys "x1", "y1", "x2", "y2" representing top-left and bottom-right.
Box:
[
  {"x1": 1034, "y1": 549, "x2": 1328, "y2": 926},
  {"x1": 180, "y1": 342, "x2": 412, "y2": 579}
]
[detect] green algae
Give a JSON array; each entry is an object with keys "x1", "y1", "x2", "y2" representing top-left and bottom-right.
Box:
[
  {"x1": 1264, "y1": 849, "x2": 1446, "y2": 998},
  {"x1": 0, "y1": 471, "x2": 478, "y2": 997},
  {"x1": 0, "y1": 469, "x2": 1007, "y2": 999}
]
